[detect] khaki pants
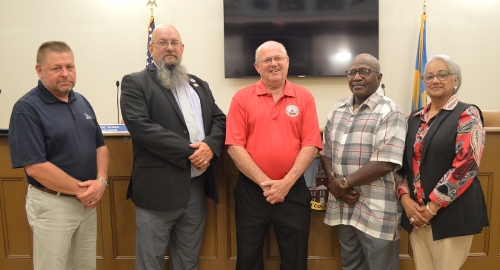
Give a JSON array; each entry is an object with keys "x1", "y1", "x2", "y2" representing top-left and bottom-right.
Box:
[
  {"x1": 26, "y1": 185, "x2": 97, "y2": 270},
  {"x1": 410, "y1": 224, "x2": 473, "y2": 270}
]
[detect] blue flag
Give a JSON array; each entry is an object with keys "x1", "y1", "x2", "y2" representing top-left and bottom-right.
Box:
[
  {"x1": 146, "y1": 16, "x2": 155, "y2": 67},
  {"x1": 412, "y1": 14, "x2": 427, "y2": 111}
]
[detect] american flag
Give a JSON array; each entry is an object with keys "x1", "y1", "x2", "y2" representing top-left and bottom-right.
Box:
[{"x1": 146, "y1": 16, "x2": 155, "y2": 67}]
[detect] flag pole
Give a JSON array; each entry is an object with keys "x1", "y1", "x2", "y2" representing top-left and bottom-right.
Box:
[
  {"x1": 411, "y1": 0, "x2": 428, "y2": 111},
  {"x1": 145, "y1": 0, "x2": 157, "y2": 67}
]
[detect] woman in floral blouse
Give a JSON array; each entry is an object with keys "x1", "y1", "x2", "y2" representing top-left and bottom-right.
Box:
[{"x1": 396, "y1": 54, "x2": 488, "y2": 270}]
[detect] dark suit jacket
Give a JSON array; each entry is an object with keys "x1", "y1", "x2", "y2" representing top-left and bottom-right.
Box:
[
  {"x1": 120, "y1": 65, "x2": 226, "y2": 211},
  {"x1": 400, "y1": 102, "x2": 488, "y2": 240}
]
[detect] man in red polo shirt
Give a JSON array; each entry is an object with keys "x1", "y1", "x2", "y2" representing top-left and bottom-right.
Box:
[{"x1": 225, "y1": 40, "x2": 322, "y2": 270}]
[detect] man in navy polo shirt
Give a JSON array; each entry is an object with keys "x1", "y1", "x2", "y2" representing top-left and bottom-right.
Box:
[{"x1": 8, "y1": 41, "x2": 109, "y2": 270}]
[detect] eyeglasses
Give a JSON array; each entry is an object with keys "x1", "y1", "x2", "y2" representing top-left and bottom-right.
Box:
[
  {"x1": 256, "y1": 55, "x2": 288, "y2": 64},
  {"x1": 421, "y1": 70, "x2": 454, "y2": 83},
  {"x1": 346, "y1": 68, "x2": 379, "y2": 79},
  {"x1": 151, "y1": 40, "x2": 182, "y2": 48}
]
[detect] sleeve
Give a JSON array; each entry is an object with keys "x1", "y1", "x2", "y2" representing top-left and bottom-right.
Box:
[
  {"x1": 8, "y1": 102, "x2": 48, "y2": 168},
  {"x1": 395, "y1": 169, "x2": 410, "y2": 198},
  {"x1": 225, "y1": 91, "x2": 248, "y2": 147},
  {"x1": 299, "y1": 93, "x2": 322, "y2": 150},
  {"x1": 430, "y1": 106, "x2": 485, "y2": 207},
  {"x1": 370, "y1": 103, "x2": 407, "y2": 168}
]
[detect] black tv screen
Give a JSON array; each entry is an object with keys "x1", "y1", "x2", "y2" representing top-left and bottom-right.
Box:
[{"x1": 224, "y1": 0, "x2": 379, "y2": 78}]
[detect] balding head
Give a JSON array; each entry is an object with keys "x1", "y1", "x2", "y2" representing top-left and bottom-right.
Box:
[{"x1": 351, "y1": 53, "x2": 380, "y2": 72}]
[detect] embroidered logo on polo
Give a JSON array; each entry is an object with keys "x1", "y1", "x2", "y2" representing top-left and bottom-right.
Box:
[
  {"x1": 84, "y1": 113, "x2": 93, "y2": 120},
  {"x1": 286, "y1": 105, "x2": 299, "y2": 117}
]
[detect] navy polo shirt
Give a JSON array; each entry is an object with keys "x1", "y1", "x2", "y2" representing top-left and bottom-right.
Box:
[{"x1": 8, "y1": 80, "x2": 105, "y2": 187}]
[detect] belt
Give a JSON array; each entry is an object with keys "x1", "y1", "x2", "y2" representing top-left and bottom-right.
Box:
[{"x1": 32, "y1": 185, "x2": 76, "y2": 197}]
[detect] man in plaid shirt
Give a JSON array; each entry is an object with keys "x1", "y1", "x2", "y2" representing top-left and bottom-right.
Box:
[{"x1": 320, "y1": 54, "x2": 407, "y2": 270}]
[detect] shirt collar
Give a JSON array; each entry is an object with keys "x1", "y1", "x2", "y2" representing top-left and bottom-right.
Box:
[
  {"x1": 339, "y1": 86, "x2": 385, "y2": 110},
  {"x1": 37, "y1": 80, "x2": 75, "y2": 104},
  {"x1": 413, "y1": 94, "x2": 459, "y2": 117},
  {"x1": 255, "y1": 79, "x2": 295, "y2": 97}
]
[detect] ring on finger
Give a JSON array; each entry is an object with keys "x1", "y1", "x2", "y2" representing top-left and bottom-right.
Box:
[{"x1": 409, "y1": 217, "x2": 415, "y2": 223}]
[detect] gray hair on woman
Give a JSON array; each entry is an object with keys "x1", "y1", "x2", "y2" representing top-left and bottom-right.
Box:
[{"x1": 425, "y1": 54, "x2": 462, "y2": 93}]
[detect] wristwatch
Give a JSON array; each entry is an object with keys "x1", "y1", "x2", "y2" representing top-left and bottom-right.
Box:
[
  {"x1": 339, "y1": 177, "x2": 349, "y2": 189},
  {"x1": 97, "y1": 177, "x2": 109, "y2": 188}
]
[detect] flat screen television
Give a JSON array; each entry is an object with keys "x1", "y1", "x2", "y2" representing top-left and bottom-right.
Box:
[{"x1": 224, "y1": 0, "x2": 379, "y2": 78}]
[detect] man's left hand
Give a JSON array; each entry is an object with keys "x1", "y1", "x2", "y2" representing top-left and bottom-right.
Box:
[
  {"x1": 261, "y1": 179, "x2": 293, "y2": 204},
  {"x1": 327, "y1": 172, "x2": 348, "y2": 199},
  {"x1": 189, "y1": 142, "x2": 214, "y2": 170},
  {"x1": 77, "y1": 179, "x2": 107, "y2": 209}
]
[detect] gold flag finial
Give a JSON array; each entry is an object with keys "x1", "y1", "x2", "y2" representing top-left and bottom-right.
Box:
[{"x1": 146, "y1": 0, "x2": 157, "y2": 7}]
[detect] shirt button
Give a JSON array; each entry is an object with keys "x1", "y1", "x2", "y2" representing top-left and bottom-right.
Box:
[{"x1": 184, "y1": 130, "x2": 188, "y2": 134}]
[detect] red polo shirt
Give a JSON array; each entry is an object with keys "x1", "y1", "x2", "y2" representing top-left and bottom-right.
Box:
[{"x1": 225, "y1": 79, "x2": 322, "y2": 180}]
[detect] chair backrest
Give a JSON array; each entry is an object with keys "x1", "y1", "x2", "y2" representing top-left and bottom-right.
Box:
[{"x1": 482, "y1": 110, "x2": 500, "y2": 127}]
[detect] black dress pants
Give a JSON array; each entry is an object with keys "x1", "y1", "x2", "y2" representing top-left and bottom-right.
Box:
[{"x1": 234, "y1": 173, "x2": 311, "y2": 270}]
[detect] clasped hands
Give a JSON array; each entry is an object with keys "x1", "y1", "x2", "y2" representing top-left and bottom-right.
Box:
[
  {"x1": 76, "y1": 179, "x2": 107, "y2": 209},
  {"x1": 189, "y1": 142, "x2": 213, "y2": 170},
  {"x1": 401, "y1": 194, "x2": 437, "y2": 229},
  {"x1": 327, "y1": 172, "x2": 360, "y2": 205},
  {"x1": 260, "y1": 178, "x2": 293, "y2": 205}
]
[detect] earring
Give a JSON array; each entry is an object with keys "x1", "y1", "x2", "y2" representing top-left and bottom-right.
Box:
[{"x1": 454, "y1": 86, "x2": 458, "y2": 91}]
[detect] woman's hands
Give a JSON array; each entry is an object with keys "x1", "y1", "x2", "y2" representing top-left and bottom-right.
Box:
[{"x1": 401, "y1": 194, "x2": 437, "y2": 228}]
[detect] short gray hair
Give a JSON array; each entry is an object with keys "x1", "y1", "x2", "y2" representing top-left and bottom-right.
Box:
[{"x1": 425, "y1": 54, "x2": 462, "y2": 93}]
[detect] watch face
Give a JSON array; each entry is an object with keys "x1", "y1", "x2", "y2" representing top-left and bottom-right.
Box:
[{"x1": 340, "y1": 178, "x2": 348, "y2": 188}]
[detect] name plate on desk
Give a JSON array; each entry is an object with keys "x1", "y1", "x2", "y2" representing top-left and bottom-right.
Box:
[{"x1": 100, "y1": 124, "x2": 128, "y2": 134}]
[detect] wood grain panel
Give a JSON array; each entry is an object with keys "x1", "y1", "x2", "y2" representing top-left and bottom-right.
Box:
[
  {"x1": 1, "y1": 178, "x2": 31, "y2": 258},
  {"x1": 1, "y1": 131, "x2": 500, "y2": 270}
]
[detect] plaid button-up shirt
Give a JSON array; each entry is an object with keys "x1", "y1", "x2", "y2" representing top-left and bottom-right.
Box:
[{"x1": 321, "y1": 88, "x2": 407, "y2": 240}]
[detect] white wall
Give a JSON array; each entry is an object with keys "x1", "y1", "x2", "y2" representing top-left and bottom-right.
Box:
[{"x1": 1, "y1": 0, "x2": 499, "y2": 129}]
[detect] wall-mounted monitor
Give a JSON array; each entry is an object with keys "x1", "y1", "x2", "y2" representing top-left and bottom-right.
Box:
[{"x1": 224, "y1": 0, "x2": 379, "y2": 78}]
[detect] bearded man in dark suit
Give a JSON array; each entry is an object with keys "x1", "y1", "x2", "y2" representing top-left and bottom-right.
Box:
[{"x1": 120, "y1": 24, "x2": 226, "y2": 270}]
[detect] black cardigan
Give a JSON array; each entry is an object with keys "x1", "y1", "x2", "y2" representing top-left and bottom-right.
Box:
[{"x1": 399, "y1": 101, "x2": 488, "y2": 240}]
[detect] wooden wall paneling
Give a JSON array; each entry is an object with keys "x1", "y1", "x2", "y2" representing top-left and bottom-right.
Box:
[
  {"x1": 0, "y1": 138, "x2": 33, "y2": 269},
  {"x1": 1, "y1": 130, "x2": 499, "y2": 270},
  {"x1": 469, "y1": 173, "x2": 491, "y2": 256},
  {"x1": 96, "y1": 179, "x2": 112, "y2": 269},
  {"x1": 106, "y1": 136, "x2": 135, "y2": 269},
  {"x1": 306, "y1": 212, "x2": 341, "y2": 269},
  {"x1": 199, "y1": 199, "x2": 219, "y2": 261},
  {"x1": 223, "y1": 152, "x2": 238, "y2": 269}
]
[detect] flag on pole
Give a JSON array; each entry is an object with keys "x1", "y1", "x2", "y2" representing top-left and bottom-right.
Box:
[
  {"x1": 412, "y1": 13, "x2": 427, "y2": 111},
  {"x1": 146, "y1": 16, "x2": 155, "y2": 67}
]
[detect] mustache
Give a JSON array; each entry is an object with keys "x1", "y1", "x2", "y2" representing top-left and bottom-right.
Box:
[{"x1": 161, "y1": 52, "x2": 179, "y2": 62}]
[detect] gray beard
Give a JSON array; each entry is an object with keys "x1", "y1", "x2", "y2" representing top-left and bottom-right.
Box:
[{"x1": 156, "y1": 57, "x2": 189, "y2": 90}]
